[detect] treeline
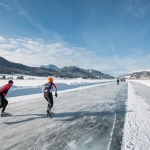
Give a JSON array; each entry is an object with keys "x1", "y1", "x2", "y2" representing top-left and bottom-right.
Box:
[{"x1": 0, "y1": 75, "x2": 24, "y2": 80}]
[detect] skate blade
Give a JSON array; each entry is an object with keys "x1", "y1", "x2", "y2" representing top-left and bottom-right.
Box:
[{"x1": 47, "y1": 110, "x2": 52, "y2": 119}]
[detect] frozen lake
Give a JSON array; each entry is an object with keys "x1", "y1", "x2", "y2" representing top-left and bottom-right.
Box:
[{"x1": 0, "y1": 82, "x2": 127, "y2": 150}]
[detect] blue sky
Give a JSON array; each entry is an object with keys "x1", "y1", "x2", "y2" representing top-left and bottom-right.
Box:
[{"x1": 0, "y1": 0, "x2": 150, "y2": 76}]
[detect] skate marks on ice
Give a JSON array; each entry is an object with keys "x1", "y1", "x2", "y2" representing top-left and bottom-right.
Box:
[
  {"x1": 108, "y1": 84, "x2": 127, "y2": 150},
  {"x1": 0, "y1": 83, "x2": 127, "y2": 150},
  {"x1": 37, "y1": 83, "x2": 127, "y2": 150}
]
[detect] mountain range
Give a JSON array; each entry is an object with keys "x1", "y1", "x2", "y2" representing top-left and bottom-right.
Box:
[
  {"x1": 130, "y1": 71, "x2": 150, "y2": 79},
  {"x1": 120, "y1": 70, "x2": 150, "y2": 79},
  {"x1": 0, "y1": 56, "x2": 114, "y2": 79}
]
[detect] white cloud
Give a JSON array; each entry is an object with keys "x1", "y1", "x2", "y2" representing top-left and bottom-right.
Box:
[
  {"x1": 0, "y1": 36, "x2": 7, "y2": 43},
  {"x1": 0, "y1": 36, "x2": 150, "y2": 76},
  {"x1": 127, "y1": 48, "x2": 143, "y2": 55},
  {"x1": 0, "y1": 2, "x2": 13, "y2": 10},
  {"x1": 0, "y1": 36, "x2": 102, "y2": 68}
]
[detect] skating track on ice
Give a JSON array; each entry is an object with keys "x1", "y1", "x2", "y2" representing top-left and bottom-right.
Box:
[{"x1": 0, "y1": 82, "x2": 127, "y2": 150}]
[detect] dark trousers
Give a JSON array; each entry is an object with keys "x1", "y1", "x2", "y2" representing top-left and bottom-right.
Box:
[
  {"x1": 0, "y1": 95, "x2": 8, "y2": 112},
  {"x1": 44, "y1": 92, "x2": 53, "y2": 110}
]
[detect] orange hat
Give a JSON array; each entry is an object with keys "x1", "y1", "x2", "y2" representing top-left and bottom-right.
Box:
[{"x1": 48, "y1": 77, "x2": 53, "y2": 82}]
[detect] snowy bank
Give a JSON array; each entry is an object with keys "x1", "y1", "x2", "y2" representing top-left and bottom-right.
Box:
[
  {"x1": 8, "y1": 82, "x2": 114, "y2": 104},
  {"x1": 122, "y1": 82, "x2": 150, "y2": 150},
  {"x1": 0, "y1": 78, "x2": 113, "y2": 86},
  {"x1": 0, "y1": 78, "x2": 114, "y2": 101},
  {"x1": 130, "y1": 80, "x2": 150, "y2": 88}
]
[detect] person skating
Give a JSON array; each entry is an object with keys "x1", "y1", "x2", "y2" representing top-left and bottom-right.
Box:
[
  {"x1": 42, "y1": 77, "x2": 57, "y2": 116},
  {"x1": 117, "y1": 78, "x2": 120, "y2": 85},
  {"x1": 0, "y1": 80, "x2": 14, "y2": 116}
]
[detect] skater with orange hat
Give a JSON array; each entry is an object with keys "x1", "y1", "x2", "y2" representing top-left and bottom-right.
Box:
[{"x1": 42, "y1": 77, "x2": 57, "y2": 118}]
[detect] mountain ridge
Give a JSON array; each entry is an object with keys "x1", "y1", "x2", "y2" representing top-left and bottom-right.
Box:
[
  {"x1": 40, "y1": 64, "x2": 60, "y2": 71},
  {"x1": 120, "y1": 70, "x2": 150, "y2": 79},
  {"x1": 0, "y1": 56, "x2": 114, "y2": 79}
]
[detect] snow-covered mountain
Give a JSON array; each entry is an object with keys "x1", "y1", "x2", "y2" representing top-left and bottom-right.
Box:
[
  {"x1": 130, "y1": 71, "x2": 150, "y2": 79},
  {"x1": 59, "y1": 66, "x2": 114, "y2": 79},
  {"x1": 120, "y1": 69, "x2": 150, "y2": 79},
  {"x1": 0, "y1": 56, "x2": 57, "y2": 76},
  {"x1": 40, "y1": 64, "x2": 59, "y2": 71},
  {"x1": 129, "y1": 69, "x2": 150, "y2": 73},
  {"x1": 0, "y1": 56, "x2": 114, "y2": 79}
]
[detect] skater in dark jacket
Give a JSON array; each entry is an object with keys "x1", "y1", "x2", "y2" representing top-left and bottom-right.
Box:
[
  {"x1": 0, "y1": 80, "x2": 13, "y2": 115},
  {"x1": 117, "y1": 78, "x2": 120, "y2": 85},
  {"x1": 42, "y1": 77, "x2": 57, "y2": 114}
]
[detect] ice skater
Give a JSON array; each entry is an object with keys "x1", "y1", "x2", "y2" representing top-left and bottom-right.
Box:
[
  {"x1": 117, "y1": 78, "x2": 120, "y2": 85},
  {"x1": 0, "y1": 80, "x2": 14, "y2": 116},
  {"x1": 42, "y1": 77, "x2": 57, "y2": 117}
]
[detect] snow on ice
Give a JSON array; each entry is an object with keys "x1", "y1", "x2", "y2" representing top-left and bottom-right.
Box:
[
  {"x1": 122, "y1": 81, "x2": 150, "y2": 150},
  {"x1": 0, "y1": 78, "x2": 114, "y2": 99}
]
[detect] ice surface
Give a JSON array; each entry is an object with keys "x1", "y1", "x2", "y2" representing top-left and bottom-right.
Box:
[
  {"x1": 0, "y1": 83, "x2": 127, "y2": 150},
  {"x1": 1, "y1": 79, "x2": 150, "y2": 150}
]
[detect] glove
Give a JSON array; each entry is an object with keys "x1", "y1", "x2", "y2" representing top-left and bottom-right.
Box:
[{"x1": 55, "y1": 93, "x2": 57, "y2": 97}]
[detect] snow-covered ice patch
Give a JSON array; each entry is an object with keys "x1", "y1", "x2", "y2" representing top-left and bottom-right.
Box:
[
  {"x1": 131, "y1": 80, "x2": 150, "y2": 88},
  {"x1": 0, "y1": 78, "x2": 114, "y2": 86},
  {"x1": 0, "y1": 79, "x2": 114, "y2": 98},
  {"x1": 122, "y1": 82, "x2": 150, "y2": 150},
  {"x1": 8, "y1": 82, "x2": 114, "y2": 104}
]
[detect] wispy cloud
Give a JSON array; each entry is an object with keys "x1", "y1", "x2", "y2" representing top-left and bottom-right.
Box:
[
  {"x1": 0, "y1": 36, "x2": 102, "y2": 69},
  {"x1": 127, "y1": 48, "x2": 143, "y2": 55},
  {"x1": 19, "y1": 9, "x2": 49, "y2": 35},
  {"x1": 0, "y1": 2, "x2": 13, "y2": 10},
  {"x1": 125, "y1": 0, "x2": 150, "y2": 17},
  {"x1": 0, "y1": 36, "x2": 149, "y2": 76},
  {"x1": 19, "y1": 10, "x2": 32, "y2": 21}
]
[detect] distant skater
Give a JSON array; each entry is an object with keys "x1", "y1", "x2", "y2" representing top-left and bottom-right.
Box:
[
  {"x1": 117, "y1": 78, "x2": 120, "y2": 85},
  {"x1": 42, "y1": 77, "x2": 57, "y2": 115},
  {"x1": 0, "y1": 80, "x2": 14, "y2": 116}
]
